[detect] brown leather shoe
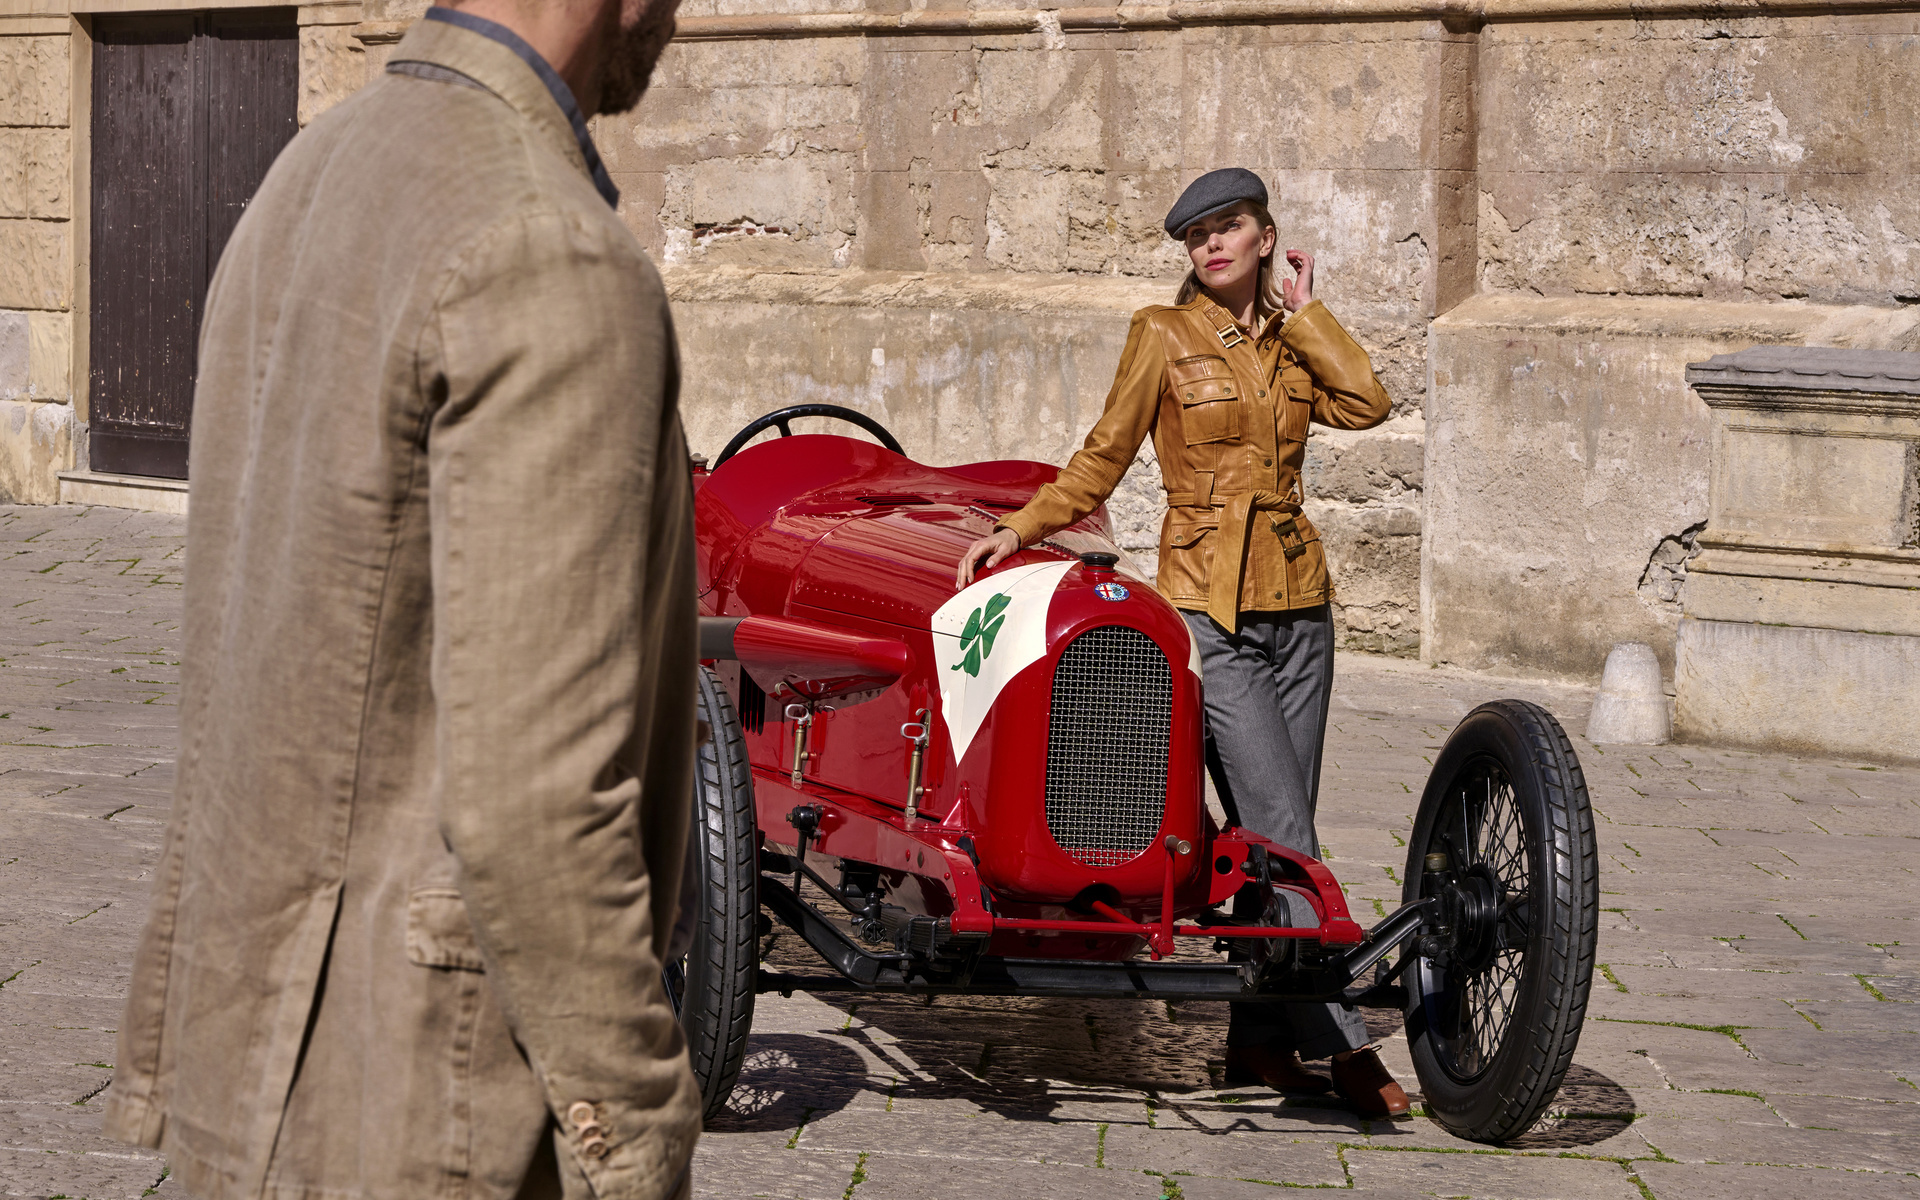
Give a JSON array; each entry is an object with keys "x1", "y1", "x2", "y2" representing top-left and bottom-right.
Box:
[
  {"x1": 1330, "y1": 1046, "x2": 1411, "y2": 1118},
  {"x1": 1222, "y1": 1046, "x2": 1333, "y2": 1093}
]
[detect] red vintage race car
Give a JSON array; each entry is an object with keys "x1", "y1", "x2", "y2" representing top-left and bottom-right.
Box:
[{"x1": 672, "y1": 404, "x2": 1599, "y2": 1143}]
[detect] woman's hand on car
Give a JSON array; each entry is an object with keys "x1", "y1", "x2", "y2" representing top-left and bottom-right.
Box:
[
  {"x1": 1281, "y1": 250, "x2": 1315, "y2": 312},
  {"x1": 956, "y1": 528, "x2": 1022, "y2": 589}
]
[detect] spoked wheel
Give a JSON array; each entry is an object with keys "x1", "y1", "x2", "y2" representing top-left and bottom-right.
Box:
[
  {"x1": 664, "y1": 665, "x2": 759, "y2": 1122},
  {"x1": 1401, "y1": 699, "x2": 1598, "y2": 1142}
]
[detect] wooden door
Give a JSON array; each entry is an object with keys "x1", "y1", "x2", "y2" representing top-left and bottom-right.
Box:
[{"x1": 89, "y1": 10, "x2": 297, "y2": 480}]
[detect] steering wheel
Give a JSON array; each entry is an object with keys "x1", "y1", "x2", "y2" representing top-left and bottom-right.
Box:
[{"x1": 712, "y1": 403, "x2": 905, "y2": 469}]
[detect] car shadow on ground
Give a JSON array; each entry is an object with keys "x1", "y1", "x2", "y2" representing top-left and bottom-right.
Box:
[{"x1": 713, "y1": 976, "x2": 1636, "y2": 1153}]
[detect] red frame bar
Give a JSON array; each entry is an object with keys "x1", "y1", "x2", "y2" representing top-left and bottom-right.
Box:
[{"x1": 755, "y1": 767, "x2": 1368, "y2": 952}]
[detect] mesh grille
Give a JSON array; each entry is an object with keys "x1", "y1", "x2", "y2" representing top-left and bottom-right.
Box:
[{"x1": 1045, "y1": 625, "x2": 1173, "y2": 868}]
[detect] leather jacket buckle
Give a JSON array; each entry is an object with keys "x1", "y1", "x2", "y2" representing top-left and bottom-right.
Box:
[{"x1": 1216, "y1": 325, "x2": 1247, "y2": 350}]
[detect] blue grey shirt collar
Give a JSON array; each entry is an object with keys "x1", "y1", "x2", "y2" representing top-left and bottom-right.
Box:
[{"x1": 422, "y1": 7, "x2": 619, "y2": 210}]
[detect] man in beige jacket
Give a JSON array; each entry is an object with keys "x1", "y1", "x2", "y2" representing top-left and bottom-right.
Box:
[{"x1": 103, "y1": 2, "x2": 701, "y2": 1197}]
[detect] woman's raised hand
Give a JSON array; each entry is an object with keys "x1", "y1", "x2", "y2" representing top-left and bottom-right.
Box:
[
  {"x1": 1281, "y1": 250, "x2": 1315, "y2": 312},
  {"x1": 956, "y1": 528, "x2": 1022, "y2": 589}
]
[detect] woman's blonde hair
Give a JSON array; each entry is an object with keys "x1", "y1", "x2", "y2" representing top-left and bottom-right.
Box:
[{"x1": 1173, "y1": 201, "x2": 1287, "y2": 320}]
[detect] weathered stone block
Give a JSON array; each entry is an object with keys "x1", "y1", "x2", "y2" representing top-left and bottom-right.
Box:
[
  {"x1": 298, "y1": 23, "x2": 372, "y2": 127},
  {"x1": 1423, "y1": 294, "x2": 1920, "y2": 680},
  {"x1": 1480, "y1": 172, "x2": 1920, "y2": 307},
  {"x1": 0, "y1": 219, "x2": 70, "y2": 311},
  {"x1": 0, "y1": 126, "x2": 65, "y2": 220},
  {"x1": 0, "y1": 128, "x2": 25, "y2": 219},
  {"x1": 1674, "y1": 346, "x2": 1920, "y2": 760},
  {"x1": 0, "y1": 399, "x2": 74, "y2": 504},
  {"x1": 1304, "y1": 418, "x2": 1423, "y2": 504},
  {"x1": 1479, "y1": 15, "x2": 1920, "y2": 177},
  {"x1": 1308, "y1": 498, "x2": 1421, "y2": 654},
  {"x1": 661, "y1": 153, "x2": 856, "y2": 269},
  {"x1": 0, "y1": 307, "x2": 67, "y2": 404},
  {"x1": 28, "y1": 309, "x2": 70, "y2": 402},
  {"x1": 1176, "y1": 31, "x2": 1439, "y2": 173},
  {"x1": 1676, "y1": 618, "x2": 1920, "y2": 763},
  {"x1": 0, "y1": 35, "x2": 69, "y2": 127},
  {"x1": 0, "y1": 310, "x2": 24, "y2": 394},
  {"x1": 22, "y1": 126, "x2": 67, "y2": 218}
]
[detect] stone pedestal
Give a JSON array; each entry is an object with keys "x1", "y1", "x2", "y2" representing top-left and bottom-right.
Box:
[{"x1": 1676, "y1": 347, "x2": 1920, "y2": 762}]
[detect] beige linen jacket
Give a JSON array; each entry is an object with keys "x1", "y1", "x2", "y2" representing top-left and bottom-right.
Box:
[
  {"x1": 103, "y1": 18, "x2": 700, "y2": 1200},
  {"x1": 996, "y1": 295, "x2": 1391, "y2": 629}
]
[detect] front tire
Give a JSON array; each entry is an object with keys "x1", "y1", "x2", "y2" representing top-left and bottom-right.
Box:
[
  {"x1": 1401, "y1": 700, "x2": 1598, "y2": 1142},
  {"x1": 665, "y1": 665, "x2": 759, "y2": 1122}
]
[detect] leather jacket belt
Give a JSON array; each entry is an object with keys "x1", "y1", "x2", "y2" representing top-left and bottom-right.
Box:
[{"x1": 1166, "y1": 490, "x2": 1304, "y2": 632}]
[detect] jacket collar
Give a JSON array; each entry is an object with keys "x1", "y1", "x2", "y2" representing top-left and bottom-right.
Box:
[
  {"x1": 386, "y1": 10, "x2": 618, "y2": 208},
  {"x1": 1183, "y1": 290, "x2": 1283, "y2": 341},
  {"x1": 1183, "y1": 290, "x2": 1277, "y2": 358}
]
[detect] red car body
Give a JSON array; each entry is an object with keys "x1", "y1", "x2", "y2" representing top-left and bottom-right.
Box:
[{"x1": 694, "y1": 434, "x2": 1363, "y2": 962}]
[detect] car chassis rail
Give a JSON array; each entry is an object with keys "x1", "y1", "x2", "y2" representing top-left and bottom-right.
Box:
[{"x1": 756, "y1": 870, "x2": 1436, "y2": 1007}]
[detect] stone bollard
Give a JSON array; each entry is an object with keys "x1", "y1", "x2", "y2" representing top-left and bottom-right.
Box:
[{"x1": 1586, "y1": 643, "x2": 1671, "y2": 745}]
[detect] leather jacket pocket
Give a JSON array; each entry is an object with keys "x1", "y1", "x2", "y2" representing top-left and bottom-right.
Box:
[
  {"x1": 1278, "y1": 367, "x2": 1314, "y2": 441},
  {"x1": 1167, "y1": 521, "x2": 1218, "y2": 550},
  {"x1": 1168, "y1": 355, "x2": 1242, "y2": 445},
  {"x1": 1159, "y1": 520, "x2": 1218, "y2": 600}
]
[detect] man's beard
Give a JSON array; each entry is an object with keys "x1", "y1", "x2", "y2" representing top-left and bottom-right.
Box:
[{"x1": 596, "y1": 7, "x2": 676, "y2": 116}]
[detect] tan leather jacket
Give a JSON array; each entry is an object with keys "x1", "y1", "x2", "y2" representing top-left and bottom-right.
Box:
[{"x1": 998, "y1": 294, "x2": 1392, "y2": 629}]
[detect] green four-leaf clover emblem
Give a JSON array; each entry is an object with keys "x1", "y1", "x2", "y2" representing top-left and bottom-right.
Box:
[{"x1": 951, "y1": 592, "x2": 1011, "y2": 677}]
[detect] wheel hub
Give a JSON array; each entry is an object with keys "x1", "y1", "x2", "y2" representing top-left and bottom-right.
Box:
[{"x1": 1440, "y1": 864, "x2": 1503, "y2": 975}]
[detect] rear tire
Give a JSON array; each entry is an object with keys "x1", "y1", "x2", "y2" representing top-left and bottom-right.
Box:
[
  {"x1": 666, "y1": 665, "x2": 758, "y2": 1123},
  {"x1": 1401, "y1": 700, "x2": 1598, "y2": 1143}
]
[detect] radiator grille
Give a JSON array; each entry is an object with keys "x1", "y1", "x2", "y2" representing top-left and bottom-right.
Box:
[{"x1": 1045, "y1": 625, "x2": 1173, "y2": 868}]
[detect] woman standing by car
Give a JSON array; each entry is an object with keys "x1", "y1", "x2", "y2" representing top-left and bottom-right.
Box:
[{"x1": 955, "y1": 168, "x2": 1408, "y2": 1118}]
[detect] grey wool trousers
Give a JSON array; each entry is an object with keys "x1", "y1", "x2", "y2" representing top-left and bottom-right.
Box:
[{"x1": 1183, "y1": 606, "x2": 1370, "y2": 1061}]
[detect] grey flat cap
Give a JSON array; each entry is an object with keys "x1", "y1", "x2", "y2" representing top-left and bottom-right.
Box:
[{"x1": 1164, "y1": 168, "x2": 1268, "y2": 237}]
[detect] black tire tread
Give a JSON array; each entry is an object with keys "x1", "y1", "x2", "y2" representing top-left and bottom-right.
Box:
[
  {"x1": 684, "y1": 666, "x2": 758, "y2": 1122},
  {"x1": 1403, "y1": 699, "x2": 1599, "y2": 1143}
]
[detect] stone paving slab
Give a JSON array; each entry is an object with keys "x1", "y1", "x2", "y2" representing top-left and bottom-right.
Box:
[
  {"x1": 1100, "y1": 1125, "x2": 1348, "y2": 1184},
  {"x1": 1634, "y1": 1161, "x2": 1920, "y2": 1199},
  {"x1": 851, "y1": 1154, "x2": 1163, "y2": 1200},
  {"x1": 688, "y1": 1145, "x2": 863, "y2": 1200},
  {"x1": 2, "y1": 505, "x2": 1918, "y2": 1200},
  {"x1": 1344, "y1": 1150, "x2": 1648, "y2": 1199}
]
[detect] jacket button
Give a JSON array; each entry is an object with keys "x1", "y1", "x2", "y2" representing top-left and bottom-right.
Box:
[
  {"x1": 1257, "y1": 389, "x2": 1266, "y2": 397},
  {"x1": 567, "y1": 1101, "x2": 597, "y2": 1128},
  {"x1": 1185, "y1": 391, "x2": 1194, "y2": 399},
  {"x1": 1274, "y1": 590, "x2": 1285, "y2": 599},
  {"x1": 581, "y1": 1136, "x2": 610, "y2": 1159},
  {"x1": 1264, "y1": 458, "x2": 1273, "y2": 467}
]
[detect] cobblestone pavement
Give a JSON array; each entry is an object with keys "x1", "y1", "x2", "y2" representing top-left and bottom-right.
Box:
[{"x1": 2, "y1": 504, "x2": 1916, "y2": 1200}]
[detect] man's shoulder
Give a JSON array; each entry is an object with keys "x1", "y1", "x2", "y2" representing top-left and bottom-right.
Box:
[{"x1": 286, "y1": 73, "x2": 634, "y2": 266}]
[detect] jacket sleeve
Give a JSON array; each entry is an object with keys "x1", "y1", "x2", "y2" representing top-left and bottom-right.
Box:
[
  {"x1": 423, "y1": 209, "x2": 700, "y2": 1198},
  {"x1": 997, "y1": 310, "x2": 1166, "y2": 548},
  {"x1": 1281, "y1": 299, "x2": 1392, "y2": 431}
]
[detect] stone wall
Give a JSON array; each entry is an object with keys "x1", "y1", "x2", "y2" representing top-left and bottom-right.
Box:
[
  {"x1": 8, "y1": 0, "x2": 1920, "y2": 677},
  {"x1": 0, "y1": 18, "x2": 77, "y2": 504},
  {"x1": 1425, "y1": 8, "x2": 1920, "y2": 677},
  {"x1": 584, "y1": 2, "x2": 1920, "y2": 667},
  {"x1": 591, "y1": 10, "x2": 1457, "y2": 653}
]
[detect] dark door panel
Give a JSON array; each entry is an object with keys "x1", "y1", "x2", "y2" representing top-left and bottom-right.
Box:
[
  {"x1": 89, "y1": 15, "x2": 200, "y2": 479},
  {"x1": 205, "y1": 11, "x2": 299, "y2": 278},
  {"x1": 88, "y1": 9, "x2": 297, "y2": 480}
]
